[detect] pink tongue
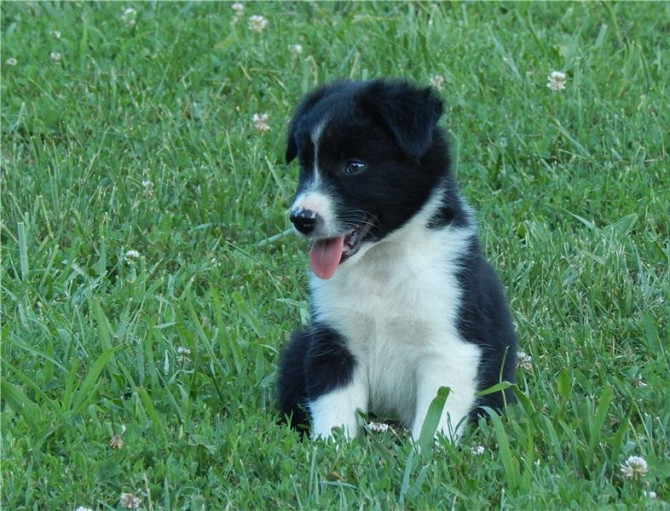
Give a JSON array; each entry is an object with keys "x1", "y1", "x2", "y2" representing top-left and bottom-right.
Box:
[{"x1": 309, "y1": 237, "x2": 345, "y2": 280}]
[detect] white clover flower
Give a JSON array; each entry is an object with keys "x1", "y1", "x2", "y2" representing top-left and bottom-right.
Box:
[
  {"x1": 141, "y1": 179, "x2": 154, "y2": 196},
  {"x1": 248, "y1": 15, "x2": 268, "y2": 33},
  {"x1": 51, "y1": 30, "x2": 61, "y2": 39},
  {"x1": 109, "y1": 425, "x2": 126, "y2": 449},
  {"x1": 75, "y1": 507, "x2": 93, "y2": 511},
  {"x1": 6, "y1": 57, "x2": 17, "y2": 66},
  {"x1": 50, "y1": 51, "x2": 62, "y2": 62},
  {"x1": 121, "y1": 7, "x2": 137, "y2": 27},
  {"x1": 366, "y1": 422, "x2": 389, "y2": 433},
  {"x1": 633, "y1": 377, "x2": 647, "y2": 388},
  {"x1": 177, "y1": 346, "x2": 191, "y2": 364},
  {"x1": 288, "y1": 44, "x2": 303, "y2": 58},
  {"x1": 430, "y1": 74, "x2": 445, "y2": 91},
  {"x1": 620, "y1": 455, "x2": 648, "y2": 479},
  {"x1": 547, "y1": 70, "x2": 567, "y2": 91},
  {"x1": 124, "y1": 249, "x2": 141, "y2": 262},
  {"x1": 231, "y1": 2, "x2": 244, "y2": 23},
  {"x1": 643, "y1": 490, "x2": 658, "y2": 500},
  {"x1": 470, "y1": 445, "x2": 485, "y2": 455},
  {"x1": 109, "y1": 434, "x2": 124, "y2": 449},
  {"x1": 517, "y1": 350, "x2": 532, "y2": 371},
  {"x1": 120, "y1": 493, "x2": 141, "y2": 509},
  {"x1": 252, "y1": 113, "x2": 270, "y2": 133}
]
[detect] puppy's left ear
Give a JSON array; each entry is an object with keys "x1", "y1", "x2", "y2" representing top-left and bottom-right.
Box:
[{"x1": 359, "y1": 80, "x2": 443, "y2": 158}]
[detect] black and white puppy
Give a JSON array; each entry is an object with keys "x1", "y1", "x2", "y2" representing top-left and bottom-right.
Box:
[{"x1": 277, "y1": 79, "x2": 516, "y2": 442}]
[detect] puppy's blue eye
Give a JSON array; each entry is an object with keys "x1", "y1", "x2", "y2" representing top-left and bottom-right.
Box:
[{"x1": 344, "y1": 160, "x2": 367, "y2": 175}]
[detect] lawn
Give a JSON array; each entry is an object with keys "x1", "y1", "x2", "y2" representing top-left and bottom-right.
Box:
[{"x1": 1, "y1": 1, "x2": 669, "y2": 509}]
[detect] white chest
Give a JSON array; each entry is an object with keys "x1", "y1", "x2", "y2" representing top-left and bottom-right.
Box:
[{"x1": 309, "y1": 225, "x2": 476, "y2": 421}]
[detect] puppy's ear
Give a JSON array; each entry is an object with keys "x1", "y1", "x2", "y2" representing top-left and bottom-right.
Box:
[
  {"x1": 285, "y1": 85, "x2": 333, "y2": 164},
  {"x1": 359, "y1": 80, "x2": 443, "y2": 158}
]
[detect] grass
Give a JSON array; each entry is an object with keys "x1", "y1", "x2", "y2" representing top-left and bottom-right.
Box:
[{"x1": 1, "y1": 1, "x2": 669, "y2": 509}]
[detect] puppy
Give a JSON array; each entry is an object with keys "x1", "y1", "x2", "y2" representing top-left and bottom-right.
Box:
[{"x1": 277, "y1": 79, "x2": 516, "y2": 442}]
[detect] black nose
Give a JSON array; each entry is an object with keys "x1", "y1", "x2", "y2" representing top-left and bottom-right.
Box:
[{"x1": 290, "y1": 208, "x2": 318, "y2": 235}]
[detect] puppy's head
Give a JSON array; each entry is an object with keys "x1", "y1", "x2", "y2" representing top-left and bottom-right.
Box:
[{"x1": 286, "y1": 79, "x2": 446, "y2": 279}]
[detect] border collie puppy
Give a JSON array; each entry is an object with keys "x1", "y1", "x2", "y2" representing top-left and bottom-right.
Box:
[{"x1": 277, "y1": 79, "x2": 516, "y2": 442}]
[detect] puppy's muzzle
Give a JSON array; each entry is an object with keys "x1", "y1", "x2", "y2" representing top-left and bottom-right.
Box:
[{"x1": 290, "y1": 207, "x2": 321, "y2": 236}]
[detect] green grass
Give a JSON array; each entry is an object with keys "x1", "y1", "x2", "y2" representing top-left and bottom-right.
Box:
[{"x1": 2, "y1": 1, "x2": 669, "y2": 509}]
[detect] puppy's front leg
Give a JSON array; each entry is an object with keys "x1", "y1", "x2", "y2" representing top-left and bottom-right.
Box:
[
  {"x1": 305, "y1": 325, "x2": 367, "y2": 440},
  {"x1": 411, "y1": 350, "x2": 480, "y2": 444},
  {"x1": 309, "y1": 377, "x2": 367, "y2": 439}
]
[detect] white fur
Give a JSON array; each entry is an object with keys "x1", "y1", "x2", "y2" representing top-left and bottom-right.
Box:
[
  {"x1": 306, "y1": 119, "x2": 327, "y2": 189},
  {"x1": 309, "y1": 369, "x2": 368, "y2": 440},
  {"x1": 306, "y1": 187, "x2": 482, "y2": 442}
]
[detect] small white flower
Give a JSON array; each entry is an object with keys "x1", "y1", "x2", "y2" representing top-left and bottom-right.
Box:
[
  {"x1": 75, "y1": 507, "x2": 93, "y2": 511},
  {"x1": 141, "y1": 179, "x2": 154, "y2": 196},
  {"x1": 109, "y1": 434, "x2": 124, "y2": 449},
  {"x1": 124, "y1": 249, "x2": 140, "y2": 262},
  {"x1": 121, "y1": 7, "x2": 138, "y2": 27},
  {"x1": 50, "y1": 51, "x2": 62, "y2": 62},
  {"x1": 177, "y1": 346, "x2": 191, "y2": 364},
  {"x1": 470, "y1": 445, "x2": 485, "y2": 455},
  {"x1": 6, "y1": 57, "x2": 17, "y2": 66},
  {"x1": 109, "y1": 425, "x2": 126, "y2": 449},
  {"x1": 252, "y1": 113, "x2": 270, "y2": 133},
  {"x1": 517, "y1": 351, "x2": 532, "y2": 371},
  {"x1": 288, "y1": 44, "x2": 303, "y2": 58},
  {"x1": 120, "y1": 493, "x2": 141, "y2": 509},
  {"x1": 248, "y1": 15, "x2": 268, "y2": 33},
  {"x1": 366, "y1": 422, "x2": 389, "y2": 433},
  {"x1": 231, "y1": 2, "x2": 244, "y2": 23},
  {"x1": 51, "y1": 30, "x2": 62, "y2": 39},
  {"x1": 547, "y1": 70, "x2": 567, "y2": 91},
  {"x1": 620, "y1": 455, "x2": 648, "y2": 479},
  {"x1": 430, "y1": 74, "x2": 445, "y2": 91}
]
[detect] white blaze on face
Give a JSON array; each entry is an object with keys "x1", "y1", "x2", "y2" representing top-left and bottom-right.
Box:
[
  {"x1": 310, "y1": 119, "x2": 327, "y2": 188},
  {"x1": 290, "y1": 117, "x2": 339, "y2": 237},
  {"x1": 289, "y1": 118, "x2": 348, "y2": 280}
]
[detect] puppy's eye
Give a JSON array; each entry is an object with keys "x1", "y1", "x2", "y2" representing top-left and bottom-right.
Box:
[{"x1": 344, "y1": 160, "x2": 367, "y2": 175}]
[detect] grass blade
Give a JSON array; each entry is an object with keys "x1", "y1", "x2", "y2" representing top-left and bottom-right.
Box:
[
  {"x1": 1, "y1": 379, "x2": 40, "y2": 430},
  {"x1": 137, "y1": 387, "x2": 169, "y2": 446},
  {"x1": 417, "y1": 386, "x2": 450, "y2": 453},
  {"x1": 17, "y1": 221, "x2": 29, "y2": 280},
  {"x1": 71, "y1": 347, "x2": 121, "y2": 415}
]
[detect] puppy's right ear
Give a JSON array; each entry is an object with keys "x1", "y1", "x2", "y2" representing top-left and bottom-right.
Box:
[{"x1": 285, "y1": 133, "x2": 299, "y2": 164}]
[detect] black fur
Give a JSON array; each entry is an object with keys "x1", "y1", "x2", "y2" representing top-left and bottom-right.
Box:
[{"x1": 277, "y1": 325, "x2": 356, "y2": 433}]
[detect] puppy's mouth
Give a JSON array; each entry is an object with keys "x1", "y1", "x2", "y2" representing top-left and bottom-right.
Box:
[{"x1": 309, "y1": 216, "x2": 376, "y2": 280}]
